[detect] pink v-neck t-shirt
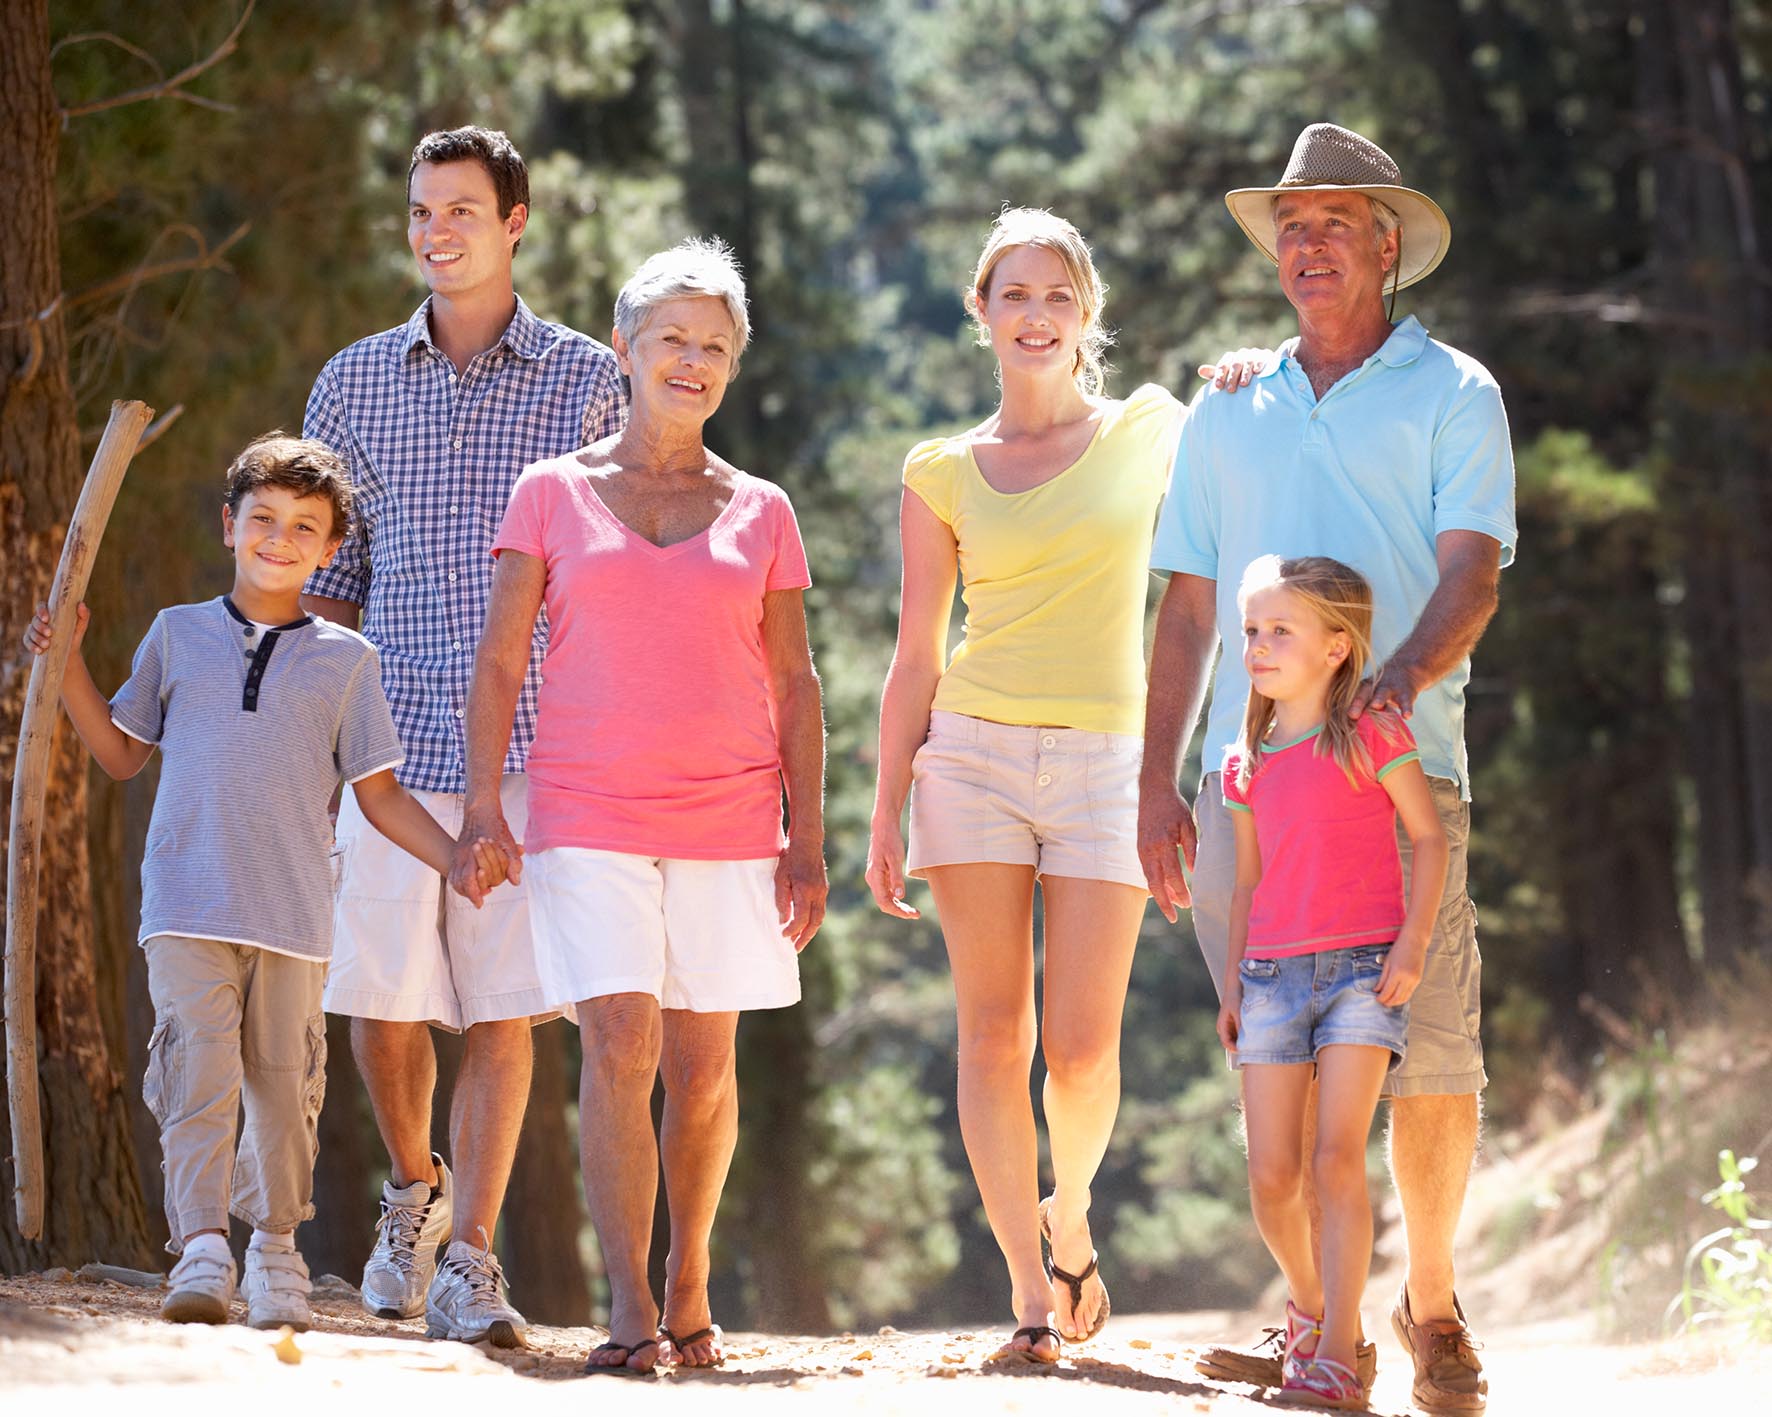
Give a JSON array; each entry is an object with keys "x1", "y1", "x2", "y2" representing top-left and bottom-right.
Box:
[
  {"x1": 493, "y1": 456, "x2": 811, "y2": 859},
  {"x1": 1221, "y1": 712, "x2": 1420, "y2": 958}
]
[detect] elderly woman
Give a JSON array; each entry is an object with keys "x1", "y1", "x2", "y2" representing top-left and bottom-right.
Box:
[{"x1": 451, "y1": 237, "x2": 826, "y2": 1376}]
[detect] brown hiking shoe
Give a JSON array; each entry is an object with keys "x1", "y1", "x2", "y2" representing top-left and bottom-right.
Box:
[
  {"x1": 1390, "y1": 1286, "x2": 1487, "y2": 1413},
  {"x1": 1195, "y1": 1327, "x2": 1377, "y2": 1393}
]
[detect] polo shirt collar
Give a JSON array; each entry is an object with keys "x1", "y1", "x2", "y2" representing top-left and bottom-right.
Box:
[{"x1": 1260, "y1": 314, "x2": 1430, "y2": 381}]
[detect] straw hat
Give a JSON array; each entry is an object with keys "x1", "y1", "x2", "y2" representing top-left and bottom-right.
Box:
[{"x1": 1225, "y1": 123, "x2": 1451, "y2": 290}]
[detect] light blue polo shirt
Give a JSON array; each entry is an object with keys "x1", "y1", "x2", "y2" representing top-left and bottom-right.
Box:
[{"x1": 1150, "y1": 316, "x2": 1516, "y2": 799}]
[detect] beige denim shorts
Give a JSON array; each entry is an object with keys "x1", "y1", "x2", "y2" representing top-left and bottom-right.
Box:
[
  {"x1": 907, "y1": 710, "x2": 1148, "y2": 890},
  {"x1": 1190, "y1": 770, "x2": 1485, "y2": 1098}
]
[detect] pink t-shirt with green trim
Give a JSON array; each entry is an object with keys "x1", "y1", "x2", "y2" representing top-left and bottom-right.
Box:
[
  {"x1": 1222, "y1": 711, "x2": 1420, "y2": 958},
  {"x1": 493, "y1": 458, "x2": 811, "y2": 859}
]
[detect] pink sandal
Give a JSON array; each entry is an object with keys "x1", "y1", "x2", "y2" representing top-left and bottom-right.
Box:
[
  {"x1": 1283, "y1": 1299, "x2": 1323, "y2": 1362},
  {"x1": 1278, "y1": 1352, "x2": 1366, "y2": 1410}
]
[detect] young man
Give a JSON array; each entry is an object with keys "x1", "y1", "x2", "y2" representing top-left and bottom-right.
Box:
[
  {"x1": 301, "y1": 125, "x2": 627, "y2": 1346},
  {"x1": 24, "y1": 435, "x2": 478, "y2": 1332},
  {"x1": 1140, "y1": 124, "x2": 1513, "y2": 1413}
]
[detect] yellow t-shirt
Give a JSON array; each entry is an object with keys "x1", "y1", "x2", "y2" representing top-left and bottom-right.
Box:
[{"x1": 903, "y1": 382, "x2": 1184, "y2": 735}]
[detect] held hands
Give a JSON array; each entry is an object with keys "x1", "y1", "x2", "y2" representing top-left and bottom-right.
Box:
[
  {"x1": 447, "y1": 807, "x2": 524, "y2": 910},
  {"x1": 864, "y1": 813, "x2": 919, "y2": 920},
  {"x1": 22, "y1": 601, "x2": 90, "y2": 657},
  {"x1": 775, "y1": 837, "x2": 828, "y2": 953},
  {"x1": 1137, "y1": 781, "x2": 1197, "y2": 922},
  {"x1": 1376, "y1": 935, "x2": 1428, "y2": 1007}
]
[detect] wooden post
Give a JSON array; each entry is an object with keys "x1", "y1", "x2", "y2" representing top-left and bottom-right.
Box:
[{"x1": 5, "y1": 398, "x2": 153, "y2": 1238}]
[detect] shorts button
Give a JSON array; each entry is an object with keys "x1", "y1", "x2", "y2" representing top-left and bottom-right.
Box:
[
  {"x1": 1041, "y1": 735, "x2": 1056, "y2": 748},
  {"x1": 1037, "y1": 773, "x2": 1052, "y2": 787}
]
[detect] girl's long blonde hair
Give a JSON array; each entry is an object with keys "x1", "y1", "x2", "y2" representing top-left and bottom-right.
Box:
[
  {"x1": 966, "y1": 207, "x2": 1112, "y2": 397},
  {"x1": 1235, "y1": 554, "x2": 1385, "y2": 791}
]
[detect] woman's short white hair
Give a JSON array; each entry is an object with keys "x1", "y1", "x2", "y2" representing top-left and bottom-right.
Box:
[{"x1": 613, "y1": 237, "x2": 750, "y2": 360}]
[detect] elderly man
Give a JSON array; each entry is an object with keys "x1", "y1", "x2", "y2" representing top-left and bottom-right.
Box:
[
  {"x1": 302, "y1": 125, "x2": 627, "y2": 1345},
  {"x1": 1139, "y1": 123, "x2": 1513, "y2": 1413}
]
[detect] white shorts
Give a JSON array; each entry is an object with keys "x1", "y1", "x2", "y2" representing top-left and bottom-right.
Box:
[
  {"x1": 526, "y1": 848, "x2": 801, "y2": 1014},
  {"x1": 324, "y1": 774, "x2": 556, "y2": 1031}
]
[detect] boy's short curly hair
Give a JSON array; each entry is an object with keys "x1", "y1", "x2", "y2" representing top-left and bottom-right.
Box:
[{"x1": 223, "y1": 432, "x2": 353, "y2": 538}]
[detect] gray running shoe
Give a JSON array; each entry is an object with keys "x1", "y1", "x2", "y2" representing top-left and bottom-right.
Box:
[
  {"x1": 362, "y1": 1154, "x2": 453, "y2": 1319},
  {"x1": 425, "y1": 1231, "x2": 527, "y2": 1348},
  {"x1": 243, "y1": 1242, "x2": 313, "y2": 1331},
  {"x1": 161, "y1": 1244, "x2": 237, "y2": 1325}
]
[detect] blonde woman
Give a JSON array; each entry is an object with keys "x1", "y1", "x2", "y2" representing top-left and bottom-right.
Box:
[{"x1": 866, "y1": 209, "x2": 1254, "y2": 1361}]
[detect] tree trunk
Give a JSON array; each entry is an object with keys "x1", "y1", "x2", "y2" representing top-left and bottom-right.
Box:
[
  {"x1": 0, "y1": 0, "x2": 152, "y2": 1271},
  {"x1": 1640, "y1": 0, "x2": 1772, "y2": 965}
]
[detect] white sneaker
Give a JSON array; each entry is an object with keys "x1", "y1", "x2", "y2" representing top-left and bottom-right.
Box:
[
  {"x1": 425, "y1": 1232, "x2": 527, "y2": 1348},
  {"x1": 362, "y1": 1154, "x2": 453, "y2": 1319},
  {"x1": 162, "y1": 1243, "x2": 237, "y2": 1325},
  {"x1": 244, "y1": 1243, "x2": 313, "y2": 1331}
]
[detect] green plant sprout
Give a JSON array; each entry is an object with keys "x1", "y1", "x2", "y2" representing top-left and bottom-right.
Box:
[{"x1": 1667, "y1": 1151, "x2": 1771, "y2": 1340}]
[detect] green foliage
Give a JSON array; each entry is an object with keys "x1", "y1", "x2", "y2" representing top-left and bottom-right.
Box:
[{"x1": 1669, "y1": 1152, "x2": 1772, "y2": 1340}]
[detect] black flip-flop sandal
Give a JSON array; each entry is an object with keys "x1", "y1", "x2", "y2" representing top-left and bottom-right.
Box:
[
  {"x1": 1008, "y1": 1324, "x2": 1063, "y2": 1365},
  {"x1": 1040, "y1": 1196, "x2": 1112, "y2": 1342},
  {"x1": 584, "y1": 1336, "x2": 660, "y2": 1377},
  {"x1": 659, "y1": 1323, "x2": 726, "y2": 1368}
]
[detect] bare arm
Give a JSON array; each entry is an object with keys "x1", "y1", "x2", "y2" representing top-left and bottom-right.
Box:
[
  {"x1": 763, "y1": 588, "x2": 828, "y2": 952},
  {"x1": 1374, "y1": 758, "x2": 1449, "y2": 1006},
  {"x1": 21, "y1": 604, "x2": 154, "y2": 780},
  {"x1": 864, "y1": 489, "x2": 959, "y2": 920},
  {"x1": 448, "y1": 551, "x2": 543, "y2": 891},
  {"x1": 1216, "y1": 808, "x2": 1262, "y2": 1052},
  {"x1": 351, "y1": 768, "x2": 486, "y2": 905},
  {"x1": 1355, "y1": 530, "x2": 1502, "y2": 717},
  {"x1": 299, "y1": 593, "x2": 361, "y2": 632},
  {"x1": 1136, "y1": 571, "x2": 1220, "y2": 920}
]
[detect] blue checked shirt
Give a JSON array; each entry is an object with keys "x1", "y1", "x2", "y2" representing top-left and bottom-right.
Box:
[{"x1": 303, "y1": 296, "x2": 627, "y2": 793}]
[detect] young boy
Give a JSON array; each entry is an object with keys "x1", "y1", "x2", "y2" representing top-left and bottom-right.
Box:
[{"x1": 24, "y1": 433, "x2": 492, "y2": 1331}]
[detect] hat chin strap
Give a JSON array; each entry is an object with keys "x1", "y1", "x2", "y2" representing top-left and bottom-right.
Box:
[{"x1": 1388, "y1": 227, "x2": 1402, "y2": 322}]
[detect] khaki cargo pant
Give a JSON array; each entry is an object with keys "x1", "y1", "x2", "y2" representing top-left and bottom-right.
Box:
[{"x1": 142, "y1": 936, "x2": 327, "y2": 1252}]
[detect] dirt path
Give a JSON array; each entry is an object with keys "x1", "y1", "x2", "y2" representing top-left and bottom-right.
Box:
[{"x1": 2, "y1": 1270, "x2": 1764, "y2": 1414}]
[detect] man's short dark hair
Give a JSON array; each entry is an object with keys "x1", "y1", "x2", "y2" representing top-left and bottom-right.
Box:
[
  {"x1": 224, "y1": 432, "x2": 353, "y2": 538},
  {"x1": 408, "y1": 126, "x2": 530, "y2": 253}
]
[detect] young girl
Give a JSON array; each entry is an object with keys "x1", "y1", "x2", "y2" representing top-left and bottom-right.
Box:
[{"x1": 1218, "y1": 555, "x2": 1448, "y2": 1409}]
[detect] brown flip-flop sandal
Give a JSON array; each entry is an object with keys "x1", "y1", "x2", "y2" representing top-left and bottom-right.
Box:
[
  {"x1": 1040, "y1": 1196, "x2": 1112, "y2": 1342},
  {"x1": 659, "y1": 1323, "x2": 726, "y2": 1368},
  {"x1": 584, "y1": 1336, "x2": 660, "y2": 1377},
  {"x1": 1007, "y1": 1324, "x2": 1063, "y2": 1365}
]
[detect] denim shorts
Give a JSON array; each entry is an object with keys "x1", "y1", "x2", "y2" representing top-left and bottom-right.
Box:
[{"x1": 1234, "y1": 945, "x2": 1410, "y2": 1068}]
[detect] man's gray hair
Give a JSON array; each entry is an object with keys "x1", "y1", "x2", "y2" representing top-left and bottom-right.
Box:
[
  {"x1": 1269, "y1": 192, "x2": 1403, "y2": 244},
  {"x1": 614, "y1": 237, "x2": 750, "y2": 360}
]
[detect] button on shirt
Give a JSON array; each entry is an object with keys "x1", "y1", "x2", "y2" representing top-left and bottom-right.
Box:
[
  {"x1": 303, "y1": 296, "x2": 628, "y2": 793},
  {"x1": 1150, "y1": 316, "x2": 1516, "y2": 798}
]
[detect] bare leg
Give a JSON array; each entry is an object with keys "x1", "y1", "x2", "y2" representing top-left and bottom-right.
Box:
[
  {"x1": 657, "y1": 1009, "x2": 741, "y2": 1368},
  {"x1": 1312, "y1": 1046, "x2": 1392, "y2": 1369},
  {"x1": 449, "y1": 1018, "x2": 533, "y2": 1248},
  {"x1": 1388, "y1": 1092, "x2": 1480, "y2": 1320},
  {"x1": 924, "y1": 863, "x2": 1056, "y2": 1360},
  {"x1": 580, "y1": 994, "x2": 664, "y2": 1371},
  {"x1": 352, "y1": 1018, "x2": 439, "y2": 1189},
  {"x1": 1037, "y1": 875, "x2": 1145, "y2": 1339},
  {"x1": 1241, "y1": 1062, "x2": 1323, "y2": 1321}
]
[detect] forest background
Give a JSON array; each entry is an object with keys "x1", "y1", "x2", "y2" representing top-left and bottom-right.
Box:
[{"x1": 2, "y1": 0, "x2": 1769, "y2": 1340}]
